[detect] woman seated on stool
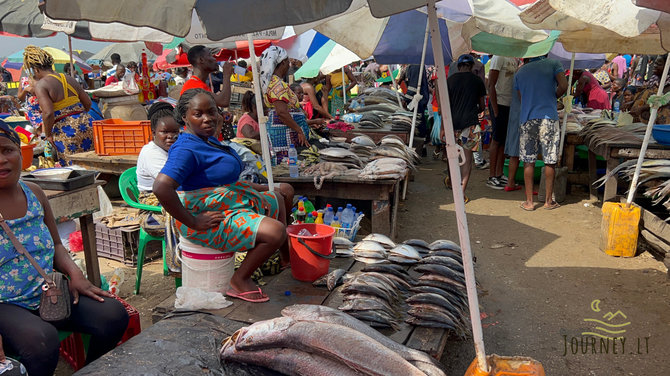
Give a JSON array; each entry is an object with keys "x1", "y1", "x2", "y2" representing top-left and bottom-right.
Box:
[
  {"x1": 136, "y1": 102, "x2": 180, "y2": 236},
  {"x1": 0, "y1": 121, "x2": 128, "y2": 376},
  {"x1": 153, "y1": 89, "x2": 293, "y2": 303}
]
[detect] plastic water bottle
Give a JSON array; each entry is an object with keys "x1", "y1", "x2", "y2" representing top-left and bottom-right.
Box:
[
  {"x1": 331, "y1": 216, "x2": 341, "y2": 228},
  {"x1": 335, "y1": 207, "x2": 343, "y2": 221},
  {"x1": 297, "y1": 228, "x2": 313, "y2": 236},
  {"x1": 613, "y1": 100, "x2": 620, "y2": 120},
  {"x1": 288, "y1": 144, "x2": 299, "y2": 177},
  {"x1": 341, "y1": 204, "x2": 354, "y2": 228},
  {"x1": 323, "y1": 207, "x2": 334, "y2": 225}
]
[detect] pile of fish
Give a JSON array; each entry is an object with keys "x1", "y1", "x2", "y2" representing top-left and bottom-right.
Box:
[
  {"x1": 302, "y1": 161, "x2": 360, "y2": 190},
  {"x1": 408, "y1": 240, "x2": 469, "y2": 333},
  {"x1": 388, "y1": 112, "x2": 415, "y2": 132},
  {"x1": 318, "y1": 147, "x2": 364, "y2": 168},
  {"x1": 578, "y1": 119, "x2": 647, "y2": 152},
  {"x1": 359, "y1": 157, "x2": 408, "y2": 180},
  {"x1": 332, "y1": 236, "x2": 355, "y2": 257},
  {"x1": 594, "y1": 158, "x2": 670, "y2": 213},
  {"x1": 359, "y1": 112, "x2": 386, "y2": 129},
  {"x1": 220, "y1": 304, "x2": 446, "y2": 376},
  {"x1": 350, "y1": 134, "x2": 376, "y2": 161},
  {"x1": 351, "y1": 88, "x2": 418, "y2": 132}
]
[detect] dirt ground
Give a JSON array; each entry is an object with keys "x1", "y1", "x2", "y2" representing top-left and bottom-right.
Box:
[{"x1": 61, "y1": 148, "x2": 670, "y2": 376}]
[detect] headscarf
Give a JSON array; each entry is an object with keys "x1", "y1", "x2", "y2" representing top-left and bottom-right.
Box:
[
  {"x1": 0, "y1": 120, "x2": 21, "y2": 146},
  {"x1": 259, "y1": 46, "x2": 288, "y2": 94}
]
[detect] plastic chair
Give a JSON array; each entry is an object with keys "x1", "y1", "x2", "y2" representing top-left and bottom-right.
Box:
[{"x1": 118, "y1": 167, "x2": 178, "y2": 294}]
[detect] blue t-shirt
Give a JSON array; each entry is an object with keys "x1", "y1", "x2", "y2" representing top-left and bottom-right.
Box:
[
  {"x1": 160, "y1": 133, "x2": 244, "y2": 191},
  {"x1": 514, "y1": 58, "x2": 564, "y2": 123}
]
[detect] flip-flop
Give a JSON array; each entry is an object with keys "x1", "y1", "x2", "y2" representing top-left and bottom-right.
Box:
[
  {"x1": 464, "y1": 195, "x2": 470, "y2": 204},
  {"x1": 519, "y1": 202, "x2": 535, "y2": 211},
  {"x1": 226, "y1": 287, "x2": 269, "y2": 303},
  {"x1": 504, "y1": 185, "x2": 522, "y2": 192},
  {"x1": 443, "y1": 176, "x2": 452, "y2": 190},
  {"x1": 544, "y1": 201, "x2": 561, "y2": 210}
]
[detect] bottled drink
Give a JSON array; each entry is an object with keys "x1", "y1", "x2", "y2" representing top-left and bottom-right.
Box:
[
  {"x1": 341, "y1": 204, "x2": 354, "y2": 229},
  {"x1": 613, "y1": 100, "x2": 620, "y2": 113},
  {"x1": 335, "y1": 109, "x2": 341, "y2": 121},
  {"x1": 305, "y1": 213, "x2": 315, "y2": 223},
  {"x1": 302, "y1": 197, "x2": 316, "y2": 213},
  {"x1": 296, "y1": 203, "x2": 306, "y2": 223},
  {"x1": 315, "y1": 211, "x2": 324, "y2": 224},
  {"x1": 331, "y1": 216, "x2": 341, "y2": 228},
  {"x1": 297, "y1": 228, "x2": 313, "y2": 236},
  {"x1": 323, "y1": 207, "x2": 335, "y2": 225},
  {"x1": 335, "y1": 207, "x2": 343, "y2": 220},
  {"x1": 288, "y1": 144, "x2": 299, "y2": 178}
]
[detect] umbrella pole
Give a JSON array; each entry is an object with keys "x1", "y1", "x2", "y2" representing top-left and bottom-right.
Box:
[
  {"x1": 427, "y1": 0, "x2": 488, "y2": 372},
  {"x1": 67, "y1": 35, "x2": 75, "y2": 78},
  {"x1": 408, "y1": 18, "x2": 430, "y2": 148},
  {"x1": 557, "y1": 52, "x2": 575, "y2": 165},
  {"x1": 625, "y1": 52, "x2": 670, "y2": 205},
  {"x1": 247, "y1": 34, "x2": 275, "y2": 190},
  {"x1": 342, "y1": 67, "x2": 347, "y2": 107},
  {"x1": 389, "y1": 64, "x2": 403, "y2": 107}
]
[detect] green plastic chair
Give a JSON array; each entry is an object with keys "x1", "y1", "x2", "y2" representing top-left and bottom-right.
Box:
[{"x1": 119, "y1": 167, "x2": 178, "y2": 294}]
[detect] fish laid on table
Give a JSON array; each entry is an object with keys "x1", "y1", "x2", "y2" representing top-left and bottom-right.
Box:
[
  {"x1": 407, "y1": 306, "x2": 466, "y2": 332},
  {"x1": 429, "y1": 239, "x2": 461, "y2": 252},
  {"x1": 281, "y1": 304, "x2": 446, "y2": 376},
  {"x1": 414, "y1": 264, "x2": 465, "y2": 283},
  {"x1": 410, "y1": 285, "x2": 468, "y2": 309},
  {"x1": 351, "y1": 134, "x2": 377, "y2": 147},
  {"x1": 221, "y1": 316, "x2": 425, "y2": 376},
  {"x1": 406, "y1": 293, "x2": 465, "y2": 317},
  {"x1": 340, "y1": 294, "x2": 398, "y2": 315},
  {"x1": 312, "y1": 269, "x2": 347, "y2": 291},
  {"x1": 419, "y1": 256, "x2": 465, "y2": 273},
  {"x1": 336, "y1": 248, "x2": 354, "y2": 257},
  {"x1": 362, "y1": 233, "x2": 396, "y2": 248},
  {"x1": 333, "y1": 236, "x2": 354, "y2": 248},
  {"x1": 388, "y1": 244, "x2": 422, "y2": 264},
  {"x1": 362, "y1": 264, "x2": 416, "y2": 285},
  {"x1": 346, "y1": 309, "x2": 401, "y2": 330},
  {"x1": 418, "y1": 273, "x2": 466, "y2": 289}
]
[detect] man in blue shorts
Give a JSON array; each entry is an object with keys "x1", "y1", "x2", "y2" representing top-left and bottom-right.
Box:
[{"x1": 514, "y1": 55, "x2": 568, "y2": 211}]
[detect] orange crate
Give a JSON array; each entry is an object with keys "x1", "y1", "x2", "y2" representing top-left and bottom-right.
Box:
[{"x1": 93, "y1": 118, "x2": 152, "y2": 156}]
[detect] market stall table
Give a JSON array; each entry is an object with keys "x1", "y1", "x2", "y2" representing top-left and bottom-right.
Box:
[
  {"x1": 275, "y1": 172, "x2": 406, "y2": 238},
  {"x1": 45, "y1": 183, "x2": 102, "y2": 286},
  {"x1": 68, "y1": 151, "x2": 137, "y2": 175}
]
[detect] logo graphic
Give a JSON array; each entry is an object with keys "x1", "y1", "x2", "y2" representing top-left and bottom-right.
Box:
[{"x1": 581, "y1": 299, "x2": 630, "y2": 340}]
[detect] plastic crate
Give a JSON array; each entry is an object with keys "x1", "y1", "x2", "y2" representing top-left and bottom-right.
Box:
[
  {"x1": 95, "y1": 222, "x2": 161, "y2": 266},
  {"x1": 333, "y1": 214, "x2": 363, "y2": 241},
  {"x1": 59, "y1": 332, "x2": 86, "y2": 371},
  {"x1": 112, "y1": 295, "x2": 142, "y2": 344},
  {"x1": 93, "y1": 118, "x2": 152, "y2": 156}
]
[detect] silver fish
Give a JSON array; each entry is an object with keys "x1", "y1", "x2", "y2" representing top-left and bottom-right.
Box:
[
  {"x1": 419, "y1": 256, "x2": 465, "y2": 273},
  {"x1": 403, "y1": 239, "x2": 431, "y2": 248},
  {"x1": 354, "y1": 240, "x2": 387, "y2": 252},
  {"x1": 429, "y1": 239, "x2": 462, "y2": 252},
  {"x1": 410, "y1": 286, "x2": 468, "y2": 308},
  {"x1": 418, "y1": 273, "x2": 466, "y2": 288},
  {"x1": 333, "y1": 236, "x2": 354, "y2": 248},
  {"x1": 406, "y1": 315, "x2": 458, "y2": 330},
  {"x1": 323, "y1": 269, "x2": 346, "y2": 291},
  {"x1": 414, "y1": 264, "x2": 465, "y2": 282},
  {"x1": 406, "y1": 293, "x2": 464, "y2": 316},
  {"x1": 389, "y1": 244, "x2": 422, "y2": 261},
  {"x1": 362, "y1": 234, "x2": 396, "y2": 248},
  {"x1": 338, "y1": 299, "x2": 399, "y2": 317},
  {"x1": 336, "y1": 248, "x2": 354, "y2": 257},
  {"x1": 347, "y1": 309, "x2": 400, "y2": 330},
  {"x1": 354, "y1": 256, "x2": 388, "y2": 264}
]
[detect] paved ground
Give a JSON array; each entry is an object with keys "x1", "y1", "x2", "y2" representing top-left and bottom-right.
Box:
[{"x1": 61, "y1": 151, "x2": 670, "y2": 376}]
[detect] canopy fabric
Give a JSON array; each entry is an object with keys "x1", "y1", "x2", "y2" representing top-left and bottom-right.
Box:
[
  {"x1": 6, "y1": 47, "x2": 92, "y2": 72},
  {"x1": 164, "y1": 40, "x2": 276, "y2": 67},
  {"x1": 548, "y1": 42, "x2": 606, "y2": 70},
  {"x1": 88, "y1": 42, "x2": 157, "y2": 65},
  {"x1": 276, "y1": 30, "x2": 330, "y2": 62},
  {"x1": 519, "y1": 0, "x2": 670, "y2": 53},
  {"x1": 636, "y1": 0, "x2": 670, "y2": 14},
  {"x1": 293, "y1": 39, "x2": 361, "y2": 79},
  {"x1": 43, "y1": 0, "x2": 356, "y2": 41}
]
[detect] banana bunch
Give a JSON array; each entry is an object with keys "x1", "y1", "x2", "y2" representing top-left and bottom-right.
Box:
[
  {"x1": 299, "y1": 145, "x2": 320, "y2": 166},
  {"x1": 38, "y1": 156, "x2": 56, "y2": 169}
]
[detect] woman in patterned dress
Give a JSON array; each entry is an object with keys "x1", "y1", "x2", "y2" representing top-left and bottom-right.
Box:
[{"x1": 23, "y1": 46, "x2": 94, "y2": 166}]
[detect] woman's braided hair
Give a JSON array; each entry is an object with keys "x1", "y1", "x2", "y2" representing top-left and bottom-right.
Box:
[
  {"x1": 147, "y1": 101, "x2": 175, "y2": 131},
  {"x1": 23, "y1": 45, "x2": 54, "y2": 71},
  {"x1": 174, "y1": 88, "x2": 215, "y2": 126}
]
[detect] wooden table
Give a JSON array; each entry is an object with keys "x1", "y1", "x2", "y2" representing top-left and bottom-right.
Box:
[
  {"x1": 45, "y1": 183, "x2": 102, "y2": 286},
  {"x1": 151, "y1": 257, "x2": 451, "y2": 363},
  {"x1": 68, "y1": 151, "x2": 137, "y2": 175},
  {"x1": 588, "y1": 141, "x2": 670, "y2": 202},
  {"x1": 275, "y1": 173, "x2": 405, "y2": 238},
  {"x1": 329, "y1": 124, "x2": 409, "y2": 144}
]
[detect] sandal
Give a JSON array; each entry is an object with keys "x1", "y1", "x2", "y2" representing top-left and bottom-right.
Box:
[
  {"x1": 443, "y1": 176, "x2": 452, "y2": 190},
  {"x1": 504, "y1": 185, "x2": 522, "y2": 192},
  {"x1": 519, "y1": 202, "x2": 535, "y2": 211},
  {"x1": 544, "y1": 201, "x2": 561, "y2": 210},
  {"x1": 464, "y1": 195, "x2": 470, "y2": 204},
  {"x1": 226, "y1": 287, "x2": 269, "y2": 303}
]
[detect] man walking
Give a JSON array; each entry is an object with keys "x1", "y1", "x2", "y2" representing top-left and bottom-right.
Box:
[
  {"x1": 486, "y1": 56, "x2": 518, "y2": 189},
  {"x1": 443, "y1": 54, "x2": 487, "y2": 203},
  {"x1": 514, "y1": 55, "x2": 568, "y2": 211}
]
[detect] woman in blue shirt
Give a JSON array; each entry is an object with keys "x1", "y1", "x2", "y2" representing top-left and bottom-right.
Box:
[{"x1": 153, "y1": 89, "x2": 291, "y2": 303}]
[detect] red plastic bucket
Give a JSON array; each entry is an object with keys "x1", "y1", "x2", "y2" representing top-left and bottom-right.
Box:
[{"x1": 286, "y1": 224, "x2": 336, "y2": 282}]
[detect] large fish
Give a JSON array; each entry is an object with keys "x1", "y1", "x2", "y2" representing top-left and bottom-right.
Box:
[
  {"x1": 312, "y1": 269, "x2": 347, "y2": 291},
  {"x1": 410, "y1": 286, "x2": 468, "y2": 308},
  {"x1": 228, "y1": 316, "x2": 425, "y2": 376},
  {"x1": 362, "y1": 233, "x2": 396, "y2": 248},
  {"x1": 414, "y1": 264, "x2": 465, "y2": 283},
  {"x1": 281, "y1": 305, "x2": 446, "y2": 376},
  {"x1": 406, "y1": 292, "x2": 464, "y2": 317},
  {"x1": 339, "y1": 296, "x2": 398, "y2": 315},
  {"x1": 347, "y1": 309, "x2": 400, "y2": 330}
]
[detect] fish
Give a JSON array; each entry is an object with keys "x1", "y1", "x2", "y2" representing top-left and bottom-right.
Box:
[
  {"x1": 333, "y1": 237, "x2": 355, "y2": 248},
  {"x1": 410, "y1": 286, "x2": 468, "y2": 308},
  {"x1": 227, "y1": 316, "x2": 425, "y2": 376},
  {"x1": 406, "y1": 293, "x2": 464, "y2": 317},
  {"x1": 342, "y1": 282, "x2": 397, "y2": 303},
  {"x1": 347, "y1": 309, "x2": 400, "y2": 330},
  {"x1": 341, "y1": 294, "x2": 397, "y2": 314},
  {"x1": 336, "y1": 248, "x2": 354, "y2": 257},
  {"x1": 361, "y1": 271, "x2": 413, "y2": 291},
  {"x1": 389, "y1": 244, "x2": 422, "y2": 261},
  {"x1": 430, "y1": 249, "x2": 463, "y2": 262},
  {"x1": 408, "y1": 306, "x2": 462, "y2": 329},
  {"x1": 362, "y1": 234, "x2": 396, "y2": 248},
  {"x1": 354, "y1": 240, "x2": 388, "y2": 252},
  {"x1": 406, "y1": 315, "x2": 458, "y2": 330},
  {"x1": 403, "y1": 239, "x2": 431, "y2": 248},
  {"x1": 281, "y1": 305, "x2": 446, "y2": 376},
  {"x1": 354, "y1": 256, "x2": 388, "y2": 264},
  {"x1": 354, "y1": 250, "x2": 387, "y2": 259},
  {"x1": 419, "y1": 256, "x2": 465, "y2": 273},
  {"x1": 317, "y1": 269, "x2": 346, "y2": 291},
  {"x1": 348, "y1": 274, "x2": 399, "y2": 296},
  {"x1": 416, "y1": 279, "x2": 467, "y2": 297},
  {"x1": 362, "y1": 264, "x2": 416, "y2": 285},
  {"x1": 220, "y1": 343, "x2": 362, "y2": 376},
  {"x1": 351, "y1": 135, "x2": 377, "y2": 147},
  {"x1": 414, "y1": 264, "x2": 465, "y2": 282},
  {"x1": 429, "y1": 239, "x2": 462, "y2": 252},
  {"x1": 418, "y1": 273, "x2": 466, "y2": 288}
]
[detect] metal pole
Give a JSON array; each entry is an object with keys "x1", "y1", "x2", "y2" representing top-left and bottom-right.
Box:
[
  {"x1": 389, "y1": 64, "x2": 404, "y2": 107},
  {"x1": 247, "y1": 34, "x2": 275, "y2": 190},
  {"x1": 427, "y1": 0, "x2": 488, "y2": 372},
  {"x1": 342, "y1": 67, "x2": 347, "y2": 107},
  {"x1": 557, "y1": 52, "x2": 575, "y2": 165},
  {"x1": 67, "y1": 35, "x2": 75, "y2": 78},
  {"x1": 626, "y1": 52, "x2": 670, "y2": 205},
  {"x1": 408, "y1": 18, "x2": 430, "y2": 148}
]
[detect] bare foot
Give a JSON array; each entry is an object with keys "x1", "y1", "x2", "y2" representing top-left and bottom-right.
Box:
[
  {"x1": 520, "y1": 201, "x2": 535, "y2": 211},
  {"x1": 228, "y1": 274, "x2": 266, "y2": 300}
]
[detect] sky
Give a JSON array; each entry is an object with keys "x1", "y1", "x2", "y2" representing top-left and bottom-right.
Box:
[{"x1": 0, "y1": 33, "x2": 112, "y2": 58}]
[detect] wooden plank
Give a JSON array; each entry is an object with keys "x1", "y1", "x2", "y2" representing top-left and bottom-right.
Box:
[
  {"x1": 405, "y1": 326, "x2": 450, "y2": 359},
  {"x1": 46, "y1": 184, "x2": 100, "y2": 223},
  {"x1": 603, "y1": 154, "x2": 620, "y2": 202},
  {"x1": 588, "y1": 150, "x2": 599, "y2": 201},
  {"x1": 615, "y1": 147, "x2": 670, "y2": 159},
  {"x1": 641, "y1": 208, "x2": 670, "y2": 242},
  {"x1": 67, "y1": 151, "x2": 137, "y2": 175},
  {"x1": 640, "y1": 229, "x2": 669, "y2": 255},
  {"x1": 80, "y1": 214, "x2": 101, "y2": 287},
  {"x1": 224, "y1": 258, "x2": 354, "y2": 323},
  {"x1": 371, "y1": 199, "x2": 391, "y2": 235}
]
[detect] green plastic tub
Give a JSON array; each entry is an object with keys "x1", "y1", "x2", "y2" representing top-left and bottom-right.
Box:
[{"x1": 502, "y1": 159, "x2": 544, "y2": 183}]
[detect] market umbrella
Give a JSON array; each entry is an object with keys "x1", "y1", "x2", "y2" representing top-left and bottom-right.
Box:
[
  {"x1": 88, "y1": 42, "x2": 157, "y2": 66},
  {"x1": 275, "y1": 30, "x2": 330, "y2": 63},
  {"x1": 293, "y1": 40, "x2": 361, "y2": 79},
  {"x1": 6, "y1": 46, "x2": 91, "y2": 73}
]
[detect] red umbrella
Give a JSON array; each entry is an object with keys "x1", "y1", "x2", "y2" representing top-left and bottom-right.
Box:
[{"x1": 167, "y1": 40, "x2": 276, "y2": 66}]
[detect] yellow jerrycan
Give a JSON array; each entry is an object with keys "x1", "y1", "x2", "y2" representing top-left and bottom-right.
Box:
[
  {"x1": 465, "y1": 354, "x2": 545, "y2": 376},
  {"x1": 600, "y1": 202, "x2": 641, "y2": 257}
]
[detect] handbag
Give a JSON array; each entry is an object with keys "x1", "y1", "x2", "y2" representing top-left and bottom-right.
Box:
[{"x1": 0, "y1": 213, "x2": 71, "y2": 321}]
